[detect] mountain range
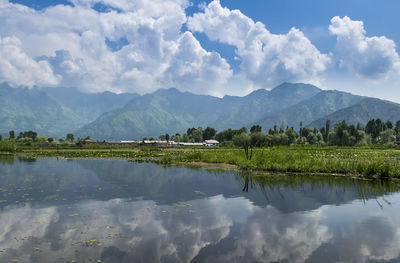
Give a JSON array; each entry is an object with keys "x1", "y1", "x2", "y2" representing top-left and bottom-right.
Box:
[
  {"x1": 0, "y1": 83, "x2": 137, "y2": 138},
  {"x1": 1, "y1": 82, "x2": 400, "y2": 140}
]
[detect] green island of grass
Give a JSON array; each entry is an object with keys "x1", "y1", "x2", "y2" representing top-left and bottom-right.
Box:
[{"x1": 5, "y1": 145, "x2": 400, "y2": 180}]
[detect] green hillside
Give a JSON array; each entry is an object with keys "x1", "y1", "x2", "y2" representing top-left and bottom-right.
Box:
[
  {"x1": 76, "y1": 84, "x2": 322, "y2": 140},
  {"x1": 307, "y1": 98, "x2": 400, "y2": 128},
  {"x1": 0, "y1": 84, "x2": 137, "y2": 138},
  {"x1": 211, "y1": 83, "x2": 321, "y2": 130},
  {"x1": 0, "y1": 84, "x2": 82, "y2": 138},
  {"x1": 257, "y1": 90, "x2": 364, "y2": 130},
  {"x1": 43, "y1": 87, "x2": 137, "y2": 123},
  {"x1": 76, "y1": 88, "x2": 227, "y2": 140}
]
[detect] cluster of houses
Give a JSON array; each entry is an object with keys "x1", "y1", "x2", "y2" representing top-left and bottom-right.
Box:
[{"x1": 80, "y1": 139, "x2": 219, "y2": 147}]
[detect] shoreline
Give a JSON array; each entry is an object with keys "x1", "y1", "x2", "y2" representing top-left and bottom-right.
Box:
[
  {"x1": 2, "y1": 146, "x2": 400, "y2": 180},
  {"x1": 172, "y1": 161, "x2": 397, "y2": 182},
  {"x1": 0, "y1": 147, "x2": 400, "y2": 182}
]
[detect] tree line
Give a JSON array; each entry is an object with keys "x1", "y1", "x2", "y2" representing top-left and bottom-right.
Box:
[
  {"x1": 156, "y1": 127, "x2": 218, "y2": 143},
  {"x1": 2, "y1": 118, "x2": 399, "y2": 148},
  {"x1": 160, "y1": 119, "x2": 400, "y2": 149},
  {"x1": 0, "y1": 130, "x2": 87, "y2": 146}
]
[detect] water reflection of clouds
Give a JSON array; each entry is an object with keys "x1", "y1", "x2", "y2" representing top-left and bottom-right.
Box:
[
  {"x1": 0, "y1": 195, "x2": 253, "y2": 263},
  {"x1": 202, "y1": 207, "x2": 331, "y2": 263},
  {"x1": 0, "y1": 195, "x2": 399, "y2": 263},
  {"x1": 308, "y1": 201, "x2": 400, "y2": 263},
  {"x1": 332, "y1": 216, "x2": 400, "y2": 262}
]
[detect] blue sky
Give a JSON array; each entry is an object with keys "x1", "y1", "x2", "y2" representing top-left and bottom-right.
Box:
[
  {"x1": 3, "y1": 0, "x2": 400, "y2": 101},
  {"x1": 191, "y1": 0, "x2": 400, "y2": 72}
]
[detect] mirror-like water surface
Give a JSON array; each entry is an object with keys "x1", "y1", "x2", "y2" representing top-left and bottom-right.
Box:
[{"x1": 0, "y1": 157, "x2": 400, "y2": 263}]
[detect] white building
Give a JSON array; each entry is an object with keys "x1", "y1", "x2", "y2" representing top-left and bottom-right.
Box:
[{"x1": 203, "y1": 140, "x2": 219, "y2": 146}]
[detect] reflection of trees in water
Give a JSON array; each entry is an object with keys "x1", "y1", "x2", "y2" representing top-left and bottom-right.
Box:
[
  {"x1": 237, "y1": 173, "x2": 400, "y2": 204},
  {"x1": 0, "y1": 155, "x2": 37, "y2": 166},
  {"x1": 17, "y1": 156, "x2": 36, "y2": 163},
  {"x1": 242, "y1": 177, "x2": 253, "y2": 192},
  {"x1": 2, "y1": 157, "x2": 400, "y2": 213},
  {"x1": 0, "y1": 155, "x2": 15, "y2": 165}
]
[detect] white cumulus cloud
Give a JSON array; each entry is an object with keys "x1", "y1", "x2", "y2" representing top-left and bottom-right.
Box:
[
  {"x1": 329, "y1": 16, "x2": 400, "y2": 80},
  {"x1": 0, "y1": 36, "x2": 60, "y2": 87},
  {"x1": 187, "y1": 0, "x2": 331, "y2": 88},
  {"x1": 3, "y1": 0, "x2": 398, "y2": 96},
  {"x1": 163, "y1": 31, "x2": 232, "y2": 95},
  {"x1": 0, "y1": 0, "x2": 232, "y2": 94}
]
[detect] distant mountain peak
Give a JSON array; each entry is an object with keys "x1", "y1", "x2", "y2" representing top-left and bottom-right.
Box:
[
  {"x1": 245, "y1": 89, "x2": 269, "y2": 97},
  {"x1": 153, "y1": 87, "x2": 192, "y2": 97},
  {"x1": 272, "y1": 82, "x2": 321, "y2": 91},
  {"x1": 165, "y1": 87, "x2": 180, "y2": 93},
  {"x1": 307, "y1": 97, "x2": 400, "y2": 129}
]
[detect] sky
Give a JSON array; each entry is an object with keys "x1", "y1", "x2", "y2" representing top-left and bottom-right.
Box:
[{"x1": 1, "y1": 0, "x2": 400, "y2": 102}]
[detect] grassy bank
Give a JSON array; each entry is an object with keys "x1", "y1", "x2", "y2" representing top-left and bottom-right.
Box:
[{"x1": 19, "y1": 146, "x2": 400, "y2": 179}]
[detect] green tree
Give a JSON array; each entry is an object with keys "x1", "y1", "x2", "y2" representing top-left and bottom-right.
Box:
[
  {"x1": 395, "y1": 120, "x2": 400, "y2": 134},
  {"x1": 285, "y1": 127, "x2": 297, "y2": 145},
  {"x1": 268, "y1": 128, "x2": 274, "y2": 135},
  {"x1": 187, "y1": 128, "x2": 196, "y2": 138},
  {"x1": 233, "y1": 133, "x2": 252, "y2": 160},
  {"x1": 324, "y1": 120, "x2": 331, "y2": 142},
  {"x1": 386, "y1": 121, "x2": 393, "y2": 130},
  {"x1": 316, "y1": 132, "x2": 324, "y2": 145},
  {"x1": 365, "y1": 119, "x2": 375, "y2": 134},
  {"x1": 272, "y1": 133, "x2": 281, "y2": 145},
  {"x1": 36, "y1": 136, "x2": 47, "y2": 143},
  {"x1": 17, "y1": 137, "x2": 33, "y2": 145},
  {"x1": 336, "y1": 122, "x2": 350, "y2": 145},
  {"x1": 216, "y1": 129, "x2": 232, "y2": 142},
  {"x1": 296, "y1": 136, "x2": 307, "y2": 145},
  {"x1": 299, "y1": 121, "x2": 303, "y2": 137},
  {"x1": 250, "y1": 125, "x2": 262, "y2": 134},
  {"x1": 379, "y1": 129, "x2": 395, "y2": 144},
  {"x1": 250, "y1": 132, "x2": 267, "y2": 147},
  {"x1": 366, "y1": 119, "x2": 386, "y2": 142},
  {"x1": 17, "y1": 131, "x2": 37, "y2": 141},
  {"x1": 166, "y1": 133, "x2": 170, "y2": 142},
  {"x1": 265, "y1": 134, "x2": 274, "y2": 146},
  {"x1": 203, "y1": 127, "x2": 216, "y2": 140},
  {"x1": 355, "y1": 130, "x2": 368, "y2": 146},
  {"x1": 9, "y1": 130, "x2": 15, "y2": 139},
  {"x1": 279, "y1": 122, "x2": 285, "y2": 133},
  {"x1": 0, "y1": 139, "x2": 16, "y2": 152},
  {"x1": 306, "y1": 132, "x2": 318, "y2": 145},
  {"x1": 328, "y1": 121, "x2": 361, "y2": 146},
  {"x1": 171, "y1": 133, "x2": 181, "y2": 142},
  {"x1": 280, "y1": 133, "x2": 289, "y2": 145},
  {"x1": 66, "y1": 133, "x2": 74, "y2": 142},
  {"x1": 182, "y1": 133, "x2": 189, "y2": 142},
  {"x1": 192, "y1": 127, "x2": 203, "y2": 142},
  {"x1": 48, "y1": 137, "x2": 54, "y2": 143}
]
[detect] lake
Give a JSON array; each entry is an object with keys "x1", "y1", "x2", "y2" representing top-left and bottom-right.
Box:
[{"x1": 0, "y1": 157, "x2": 400, "y2": 263}]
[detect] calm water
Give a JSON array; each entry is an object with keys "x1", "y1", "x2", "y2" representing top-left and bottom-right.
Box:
[{"x1": 0, "y1": 157, "x2": 400, "y2": 263}]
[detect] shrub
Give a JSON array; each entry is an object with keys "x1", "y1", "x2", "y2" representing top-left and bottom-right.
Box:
[{"x1": 0, "y1": 139, "x2": 17, "y2": 152}]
